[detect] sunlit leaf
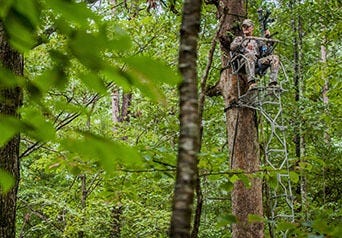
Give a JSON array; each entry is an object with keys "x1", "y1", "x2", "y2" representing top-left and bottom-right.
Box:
[
  {"x1": 230, "y1": 174, "x2": 239, "y2": 183},
  {"x1": 102, "y1": 24, "x2": 132, "y2": 52},
  {"x1": 48, "y1": 0, "x2": 98, "y2": 27},
  {"x1": 289, "y1": 171, "x2": 299, "y2": 183}
]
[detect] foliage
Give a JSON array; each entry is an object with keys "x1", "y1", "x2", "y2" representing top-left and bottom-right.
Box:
[{"x1": 0, "y1": 0, "x2": 340, "y2": 237}]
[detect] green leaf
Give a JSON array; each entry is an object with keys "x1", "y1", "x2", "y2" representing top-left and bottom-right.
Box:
[
  {"x1": 51, "y1": 98, "x2": 88, "y2": 115},
  {"x1": 48, "y1": 0, "x2": 98, "y2": 27},
  {"x1": 13, "y1": 0, "x2": 41, "y2": 27},
  {"x1": 4, "y1": 9, "x2": 36, "y2": 52},
  {"x1": 103, "y1": 24, "x2": 132, "y2": 52},
  {"x1": 32, "y1": 69, "x2": 66, "y2": 95},
  {"x1": 121, "y1": 56, "x2": 181, "y2": 103},
  {"x1": 102, "y1": 66, "x2": 132, "y2": 91},
  {"x1": 68, "y1": 30, "x2": 103, "y2": 70},
  {"x1": 0, "y1": 67, "x2": 25, "y2": 89},
  {"x1": 62, "y1": 132, "x2": 142, "y2": 173},
  {"x1": 277, "y1": 221, "x2": 298, "y2": 231},
  {"x1": 0, "y1": 117, "x2": 23, "y2": 146},
  {"x1": 79, "y1": 72, "x2": 108, "y2": 94},
  {"x1": 0, "y1": 169, "x2": 15, "y2": 194},
  {"x1": 0, "y1": 0, "x2": 14, "y2": 18},
  {"x1": 289, "y1": 171, "x2": 299, "y2": 183},
  {"x1": 124, "y1": 56, "x2": 180, "y2": 86},
  {"x1": 217, "y1": 214, "x2": 237, "y2": 227},
  {"x1": 230, "y1": 174, "x2": 239, "y2": 183},
  {"x1": 239, "y1": 174, "x2": 251, "y2": 188},
  {"x1": 219, "y1": 181, "x2": 233, "y2": 192},
  {"x1": 248, "y1": 214, "x2": 265, "y2": 223},
  {"x1": 21, "y1": 108, "x2": 56, "y2": 142}
]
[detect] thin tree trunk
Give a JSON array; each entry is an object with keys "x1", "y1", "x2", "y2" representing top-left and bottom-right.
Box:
[
  {"x1": 0, "y1": 22, "x2": 23, "y2": 238},
  {"x1": 80, "y1": 175, "x2": 87, "y2": 208},
  {"x1": 291, "y1": 0, "x2": 306, "y2": 215},
  {"x1": 321, "y1": 41, "x2": 329, "y2": 205},
  {"x1": 191, "y1": 14, "x2": 226, "y2": 236},
  {"x1": 112, "y1": 89, "x2": 132, "y2": 126},
  {"x1": 78, "y1": 175, "x2": 87, "y2": 238},
  {"x1": 170, "y1": 0, "x2": 202, "y2": 236},
  {"x1": 292, "y1": 0, "x2": 301, "y2": 160},
  {"x1": 110, "y1": 204, "x2": 122, "y2": 238},
  {"x1": 112, "y1": 89, "x2": 121, "y2": 124},
  {"x1": 215, "y1": 1, "x2": 264, "y2": 237},
  {"x1": 121, "y1": 92, "x2": 132, "y2": 122}
]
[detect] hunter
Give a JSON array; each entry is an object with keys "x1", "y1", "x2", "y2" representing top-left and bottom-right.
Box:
[{"x1": 230, "y1": 19, "x2": 279, "y2": 90}]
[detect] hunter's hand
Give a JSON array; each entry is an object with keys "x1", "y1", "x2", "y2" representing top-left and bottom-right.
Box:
[
  {"x1": 265, "y1": 29, "x2": 271, "y2": 38},
  {"x1": 247, "y1": 42, "x2": 254, "y2": 50}
]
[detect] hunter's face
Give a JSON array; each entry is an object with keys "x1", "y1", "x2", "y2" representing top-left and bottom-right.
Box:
[{"x1": 242, "y1": 25, "x2": 254, "y2": 36}]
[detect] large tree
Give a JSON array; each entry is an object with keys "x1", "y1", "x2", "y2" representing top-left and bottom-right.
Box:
[
  {"x1": 0, "y1": 22, "x2": 23, "y2": 238},
  {"x1": 209, "y1": 0, "x2": 264, "y2": 237}
]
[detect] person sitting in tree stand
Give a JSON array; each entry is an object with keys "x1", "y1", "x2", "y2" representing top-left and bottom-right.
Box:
[{"x1": 230, "y1": 19, "x2": 279, "y2": 91}]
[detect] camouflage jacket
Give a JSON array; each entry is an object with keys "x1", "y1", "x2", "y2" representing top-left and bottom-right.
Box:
[{"x1": 230, "y1": 36, "x2": 261, "y2": 57}]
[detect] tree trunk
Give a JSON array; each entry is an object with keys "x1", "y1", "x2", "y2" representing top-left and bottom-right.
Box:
[
  {"x1": 112, "y1": 89, "x2": 121, "y2": 123},
  {"x1": 321, "y1": 41, "x2": 329, "y2": 205},
  {"x1": 112, "y1": 89, "x2": 132, "y2": 125},
  {"x1": 170, "y1": 0, "x2": 202, "y2": 236},
  {"x1": 78, "y1": 175, "x2": 87, "y2": 238},
  {"x1": 0, "y1": 22, "x2": 23, "y2": 238},
  {"x1": 215, "y1": 1, "x2": 264, "y2": 237},
  {"x1": 291, "y1": 0, "x2": 306, "y2": 215},
  {"x1": 110, "y1": 204, "x2": 122, "y2": 238},
  {"x1": 121, "y1": 92, "x2": 132, "y2": 122}
]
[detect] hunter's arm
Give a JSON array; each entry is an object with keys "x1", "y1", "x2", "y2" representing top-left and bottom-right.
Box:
[{"x1": 230, "y1": 36, "x2": 243, "y2": 51}]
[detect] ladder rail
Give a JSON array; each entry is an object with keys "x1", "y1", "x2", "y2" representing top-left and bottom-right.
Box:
[{"x1": 228, "y1": 54, "x2": 295, "y2": 236}]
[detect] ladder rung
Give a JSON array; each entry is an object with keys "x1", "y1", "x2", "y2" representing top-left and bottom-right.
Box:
[
  {"x1": 274, "y1": 214, "x2": 294, "y2": 219},
  {"x1": 267, "y1": 149, "x2": 287, "y2": 153},
  {"x1": 278, "y1": 173, "x2": 290, "y2": 177}
]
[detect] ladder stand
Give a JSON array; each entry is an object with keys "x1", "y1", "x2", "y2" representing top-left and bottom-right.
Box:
[{"x1": 230, "y1": 58, "x2": 295, "y2": 237}]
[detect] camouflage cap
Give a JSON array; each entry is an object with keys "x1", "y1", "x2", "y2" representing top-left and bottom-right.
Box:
[{"x1": 242, "y1": 19, "x2": 254, "y2": 27}]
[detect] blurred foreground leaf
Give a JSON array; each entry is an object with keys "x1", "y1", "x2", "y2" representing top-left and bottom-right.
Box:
[
  {"x1": 0, "y1": 169, "x2": 15, "y2": 194},
  {"x1": 62, "y1": 132, "x2": 143, "y2": 173}
]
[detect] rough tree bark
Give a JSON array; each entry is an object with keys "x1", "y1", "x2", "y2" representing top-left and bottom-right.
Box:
[
  {"x1": 0, "y1": 22, "x2": 23, "y2": 238},
  {"x1": 169, "y1": 0, "x2": 202, "y2": 236},
  {"x1": 110, "y1": 204, "x2": 122, "y2": 238},
  {"x1": 209, "y1": 1, "x2": 264, "y2": 237},
  {"x1": 112, "y1": 89, "x2": 132, "y2": 125}
]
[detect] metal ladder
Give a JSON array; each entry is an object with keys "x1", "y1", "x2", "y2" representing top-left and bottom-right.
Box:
[{"x1": 232, "y1": 61, "x2": 295, "y2": 237}]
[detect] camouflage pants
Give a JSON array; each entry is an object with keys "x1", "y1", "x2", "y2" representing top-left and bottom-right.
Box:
[
  {"x1": 258, "y1": 54, "x2": 280, "y2": 84},
  {"x1": 243, "y1": 53, "x2": 280, "y2": 84}
]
